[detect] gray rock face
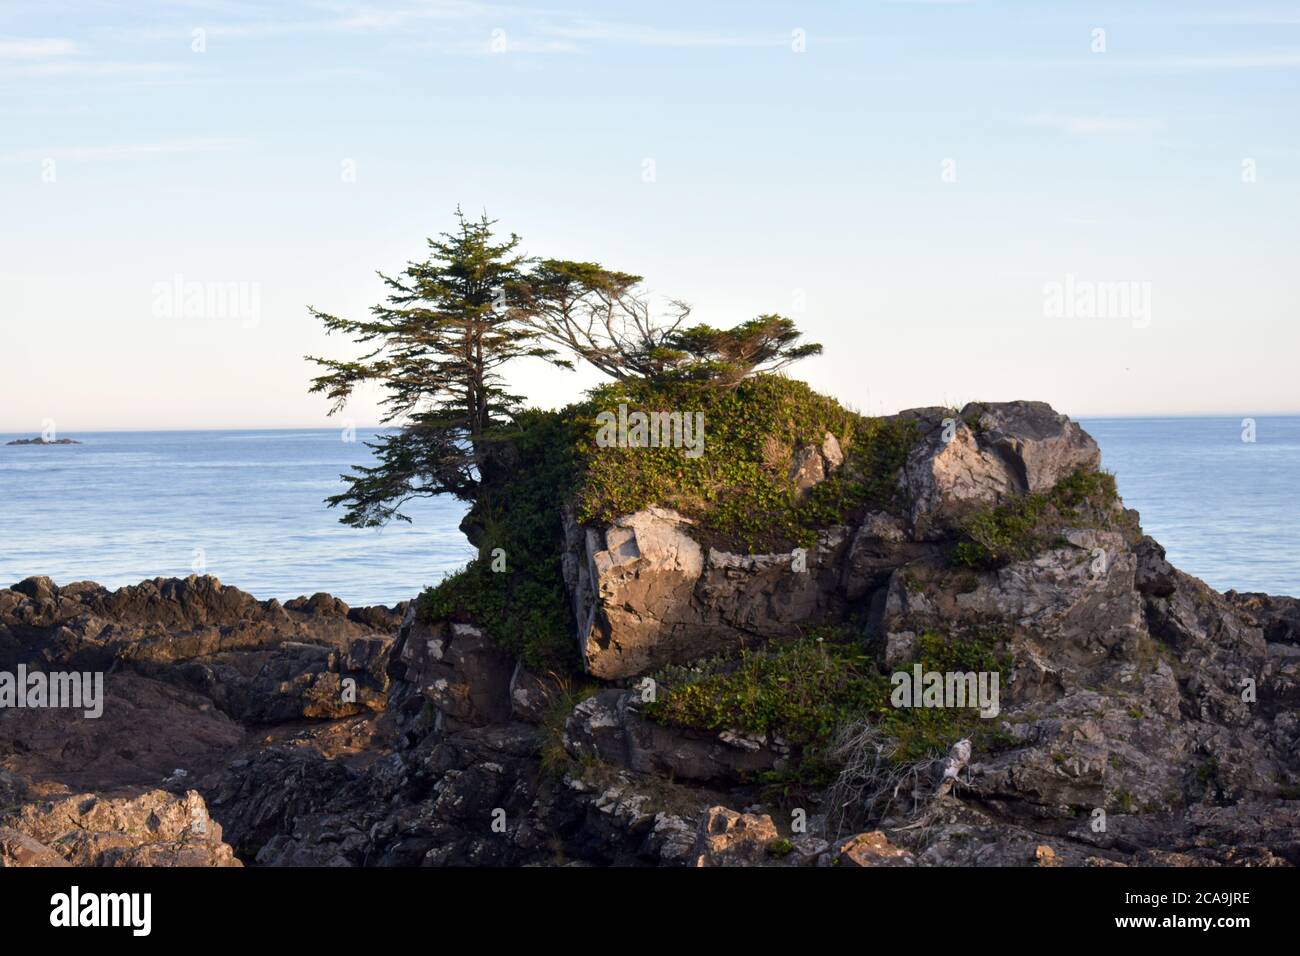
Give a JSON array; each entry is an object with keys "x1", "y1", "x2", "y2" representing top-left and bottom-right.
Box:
[
  {"x1": 575, "y1": 509, "x2": 855, "y2": 679},
  {"x1": 562, "y1": 689, "x2": 785, "y2": 783},
  {"x1": 0, "y1": 575, "x2": 398, "y2": 724},
  {"x1": 789, "y1": 432, "x2": 844, "y2": 497},
  {"x1": 900, "y1": 402, "x2": 1100, "y2": 539},
  {"x1": 397, "y1": 621, "x2": 513, "y2": 729},
  {"x1": 508, "y1": 663, "x2": 564, "y2": 724}
]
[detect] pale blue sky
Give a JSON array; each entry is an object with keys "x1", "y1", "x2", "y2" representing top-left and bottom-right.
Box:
[{"x1": 2, "y1": 0, "x2": 1297, "y2": 430}]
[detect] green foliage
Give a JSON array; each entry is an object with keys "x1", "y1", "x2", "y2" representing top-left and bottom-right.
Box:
[
  {"x1": 644, "y1": 637, "x2": 889, "y2": 748},
  {"x1": 539, "y1": 679, "x2": 598, "y2": 777},
  {"x1": 766, "y1": 838, "x2": 795, "y2": 858},
  {"x1": 414, "y1": 374, "x2": 917, "y2": 666},
  {"x1": 575, "y1": 375, "x2": 917, "y2": 551},
  {"x1": 658, "y1": 315, "x2": 823, "y2": 387},
  {"x1": 307, "y1": 210, "x2": 563, "y2": 525},
  {"x1": 644, "y1": 627, "x2": 1016, "y2": 803},
  {"x1": 513, "y1": 261, "x2": 820, "y2": 385},
  {"x1": 911, "y1": 629, "x2": 1007, "y2": 675},
  {"x1": 880, "y1": 630, "x2": 1012, "y2": 762},
  {"x1": 415, "y1": 408, "x2": 581, "y2": 670},
  {"x1": 952, "y1": 468, "x2": 1124, "y2": 569}
]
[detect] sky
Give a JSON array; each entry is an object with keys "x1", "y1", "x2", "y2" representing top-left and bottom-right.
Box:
[{"x1": 1, "y1": 0, "x2": 1297, "y2": 431}]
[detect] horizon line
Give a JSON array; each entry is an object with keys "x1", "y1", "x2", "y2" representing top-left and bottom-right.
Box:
[{"x1": 4, "y1": 410, "x2": 1300, "y2": 434}]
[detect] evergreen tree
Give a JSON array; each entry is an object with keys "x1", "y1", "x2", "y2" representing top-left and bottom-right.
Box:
[{"x1": 306, "y1": 210, "x2": 557, "y2": 526}]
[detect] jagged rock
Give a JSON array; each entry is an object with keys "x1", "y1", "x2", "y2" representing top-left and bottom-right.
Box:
[
  {"x1": 841, "y1": 511, "x2": 923, "y2": 600},
  {"x1": 581, "y1": 507, "x2": 705, "y2": 679},
  {"x1": 972, "y1": 402, "x2": 1100, "y2": 493},
  {"x1": 0, "y1": 828, "x2": 70, "y2": 866},
  {"x1": 644, "y1": 813, "x2": 698, "y2": 864},
  {"x1": 508, "y1": 663, "x2": 564, "y2": 723},
  {"x1": 0, "y1": 789, "x2": 240, "y2": 867},
  {"x1": 834, "y1": 831, "x2": 915, "y2": 867},
  {"x1": 901, "y1": 402, "x2": 1100, "y2": 539},
  {"x1": 789, "y1": 432, "x2": 844, "y2": 496},
  {"x1": 1135, "y1": 536, "x2": 1179, "y2": 598},
  {"x1": 0, "y1": 575, "x2": 399, "y2": 724},
  {"x1": 691, "y1": 807, "x2": 779, "y2": 866},
  {"x1": 563, "y1": 690, "x2": 783, "y2": 783},
  {"x1": 398, "y1": 621, "x2": 513, "y2": 729},
  {"x1": 1225, "y1": 590, "x2": 1300, "y2": 646},
  {"x1": 578, "y1": 510, "x2": 853, "y2": 679}
]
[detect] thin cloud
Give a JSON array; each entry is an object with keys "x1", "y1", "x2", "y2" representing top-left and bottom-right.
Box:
[
  {"x1": 0, "y1": 137, "x2": 241, "y2": 164},
  {"x1": 116, "y1": 1, "x2": 533, "y2": 41},
  {"x1": 1, "y1": 60, "x2": 186, "y2": 78},
  {"x1": 1142, "y1": 51, "x2": 1300, "y2": 69},
  {"x1": 1024, "y1": 113, "x2": 1157, "y2": 136},
  {"x1": 0, "y1": 37, "x2": 81, "y2": 58},
  {"x1": 116, "y1": 5, "x2": 781, "y2": 53},
  {"x1": 536, "y1": 19, "x2": 786, "y2": 49}
]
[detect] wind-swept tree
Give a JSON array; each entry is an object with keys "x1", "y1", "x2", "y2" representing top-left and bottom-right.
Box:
[
  {"x1": 306, "y1": 210, "x2": 557, "y2": 526},
  {"x1": 506, "y1": 259, "x2": 691, "y2": 380},
  {"x1": 510, "y1": 260, "x2": 821, "y2": 385},
  {"x1": 661, "y1": 314, "x2": 823, "y2": 386}
]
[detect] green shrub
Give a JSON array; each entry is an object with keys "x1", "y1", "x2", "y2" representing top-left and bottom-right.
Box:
[
  {"x1": 644, "y1": 629, "x2": 1013, "y2": 791},
  {"x1": 643, "y1": 637, "x2": 888, "y2": 748},
  {"x1": 575, "y1": 375, "x2": 916, "y2": 552},
  {"x1": 952, "y1": 468, "x2": 1125, "y2": 569},
  {"x1": 416, "y1": 408, "x2": 581, "y2": 670}
]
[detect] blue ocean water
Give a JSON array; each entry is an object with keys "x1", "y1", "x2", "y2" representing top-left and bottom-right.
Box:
[
  {"x1": 0, "y1": 430, "x2": 474, "y2": 607},
  {"x1": 1079, "y1": 416, "x2": 1299, "y2": 597},
  {"x1": 0, "y1": 419, "x2": 1296, "y2": 605}
]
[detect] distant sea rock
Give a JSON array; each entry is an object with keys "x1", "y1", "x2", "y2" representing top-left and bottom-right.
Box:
[{"x1": 5, "y1": 437, "x2": 81, "y2": 445}]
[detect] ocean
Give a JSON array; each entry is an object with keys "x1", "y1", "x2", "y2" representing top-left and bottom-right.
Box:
[
  {"x1": 0, "y1": 418, "x2": 1296, "y2": 606},
  {"x1": 0, "y1": 429, "x2": 474, "y2": 607}
]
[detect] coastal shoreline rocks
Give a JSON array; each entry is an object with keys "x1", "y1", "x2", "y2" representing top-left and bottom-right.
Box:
[{"x1": 2, "y1": 402, "x2": 1298, "y2": 867}]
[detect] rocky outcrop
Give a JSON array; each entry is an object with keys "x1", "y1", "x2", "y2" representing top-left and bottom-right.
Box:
[
  {"x1": 573, "y1": 509, "x2": 859, "y2": 679},
  {"x1": 789, "y1": 432, "x2": 844, "y2": 496},
  {"x1": 691, "y1": 807, "x2": 780, "y2": 866},
  {"x1": 563, "y1": 689, "x2": 787, "y2": 783},
  {"x1": 1, "y1": 789, "x2": 240, "y2": 867},
  {"x1": 0, "y1": 576, "x2": 401, "y2": 866},
  {"x1": 2, "y1": 399, "x2": 1296, "y2": 869},
  {"x1": 568, "y1": 402, "x2": 1104, "y2": 679},
  {"x1": 0, "y1": 575, "x2": 398, "y2": 724},
  {"x1": 395, "y1": 621, "x2": 513, "y2": 730},
  {"x1": 835, "y1": 830, "x2": 916, "y2": 867},
  {"x1": 899, "y1": 402, "x2": 1099, "y2": 539}
]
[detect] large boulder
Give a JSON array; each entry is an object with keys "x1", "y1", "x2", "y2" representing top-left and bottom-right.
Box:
[
  {"x1": 901, "y1": 402, "x2": 1100, "y2": 539},
  {"x1": 397, "y1": 621, "x2": 513, "y2": 729},
  {"x1": 1, "y1": 789, "x2": 241, "y2": 867},
  {"x1": 834, "y1": 831, "x2": 916, "y2": 867},
  {"x1": 575, "y1": 509, "x2": 853, "y2": 679},
  {"x1": 691, "y1": 807, "x2": 780, "y2": 867}
]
